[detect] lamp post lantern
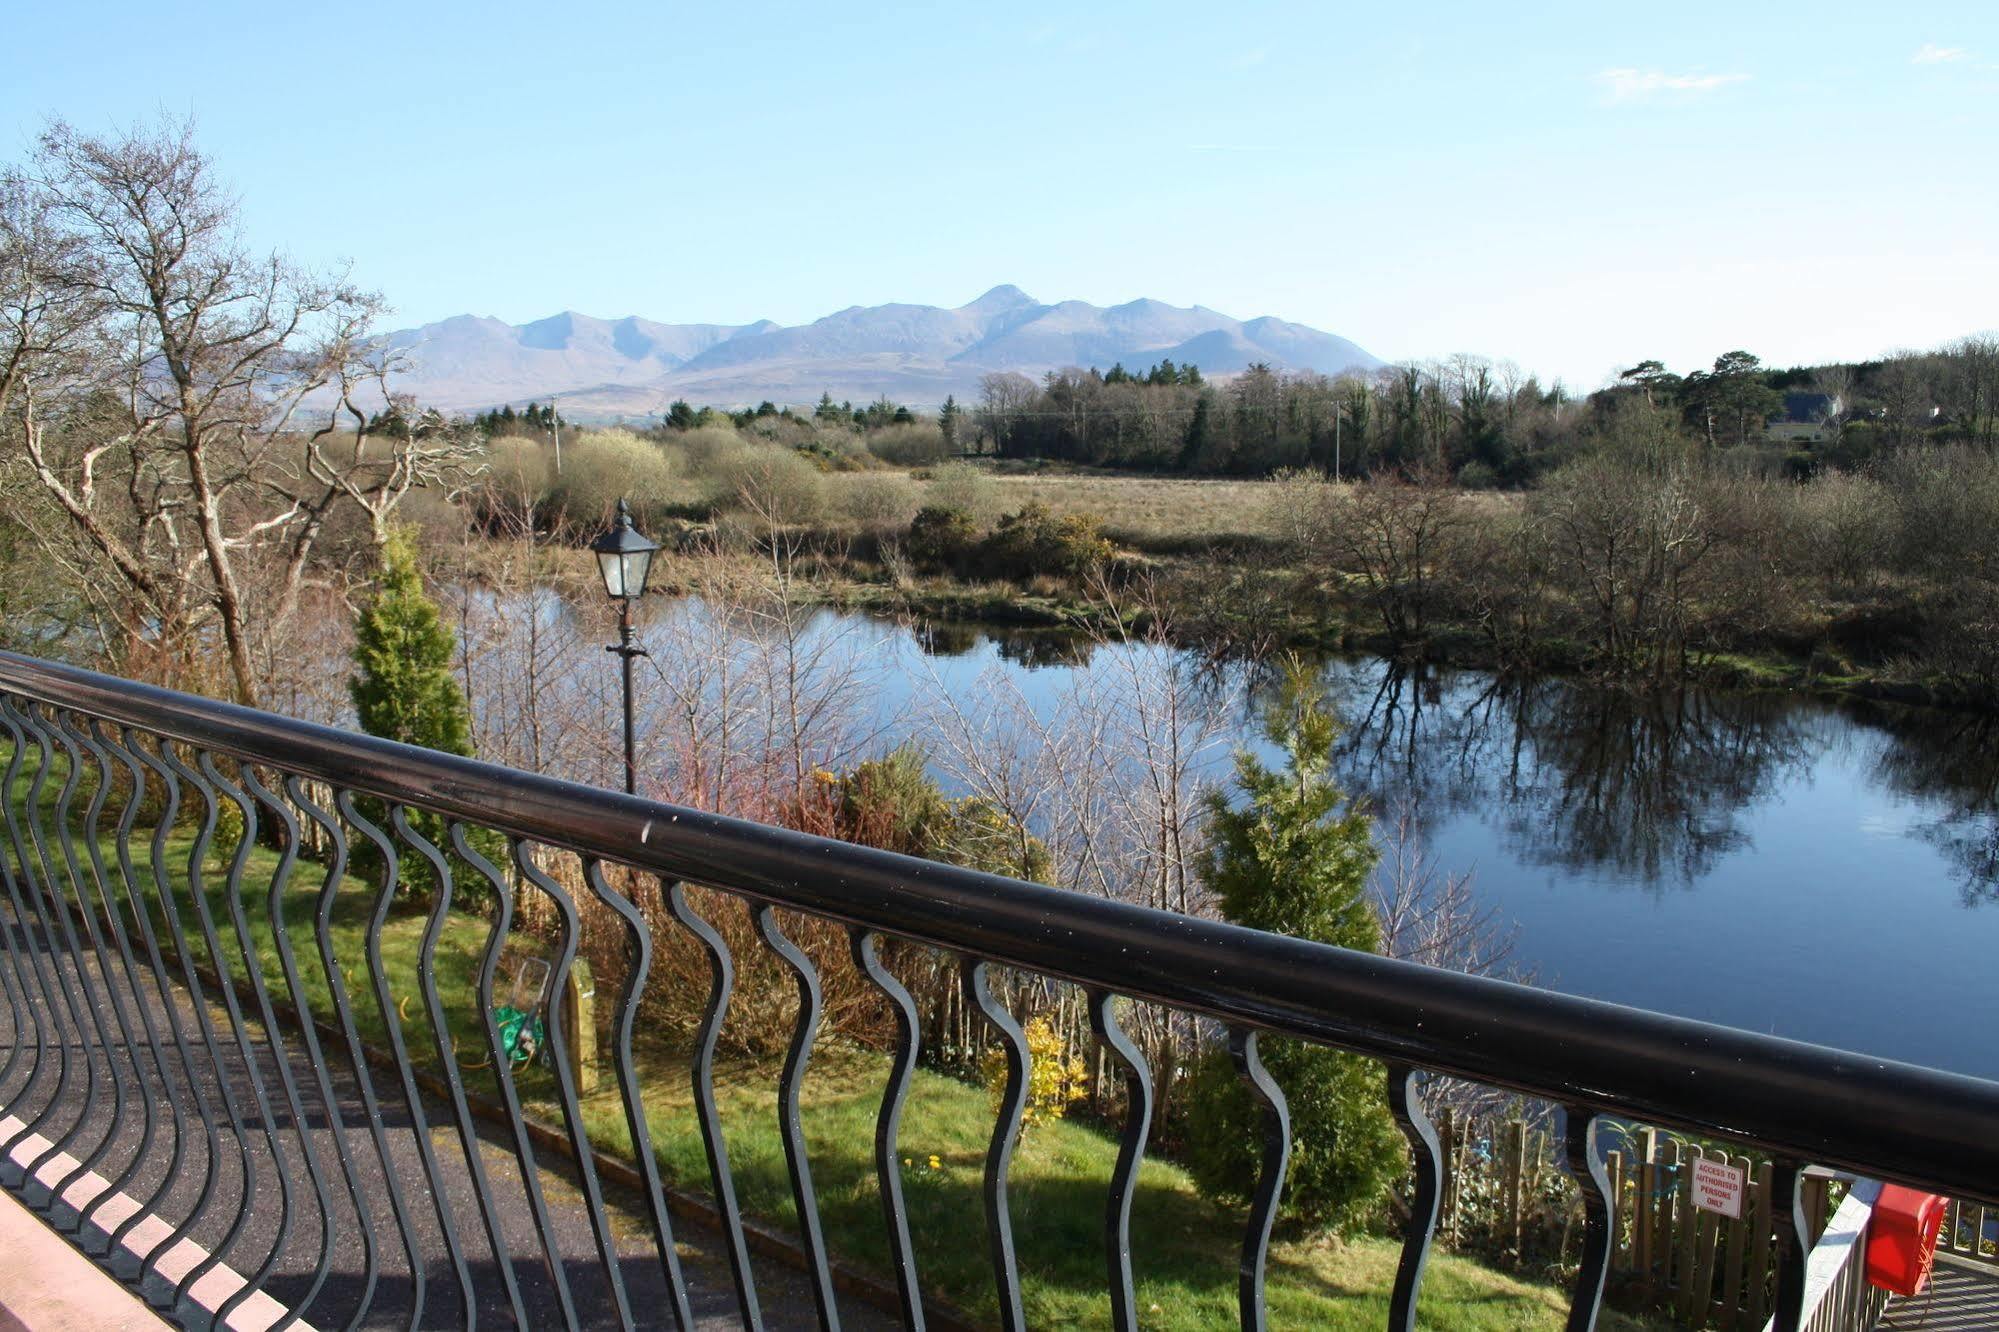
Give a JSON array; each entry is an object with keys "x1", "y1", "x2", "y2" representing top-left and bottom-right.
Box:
[{"x1": 590, "y1": 499, "x2": 659, "y2": 794}]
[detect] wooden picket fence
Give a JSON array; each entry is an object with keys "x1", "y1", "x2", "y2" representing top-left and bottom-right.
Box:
[
  {"x1": 1603, "y1": 1129, "x2": 1840, "y2": 1328},
  {"x1": 1437, "y1": 1118, "x2": 1844, "y2": 1330}
]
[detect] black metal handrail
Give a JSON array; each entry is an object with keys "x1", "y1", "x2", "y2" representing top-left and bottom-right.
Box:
[{"x1": 1, "y1": 647, "x2": 1996, "y2": 1332}]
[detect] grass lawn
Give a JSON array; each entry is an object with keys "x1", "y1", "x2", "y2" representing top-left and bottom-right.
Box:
[{"x1": 1, "y1": 746, "x2": 1652, "y2": 1329}]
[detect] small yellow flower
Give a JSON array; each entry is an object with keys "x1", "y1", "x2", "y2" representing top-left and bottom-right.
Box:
[
  {"x1": 903, "y1": 1157, "x2": 912, "y2": 1167},
  {"x1": 928, "y1": 1155, "x2": 942, "y2": 1169}
]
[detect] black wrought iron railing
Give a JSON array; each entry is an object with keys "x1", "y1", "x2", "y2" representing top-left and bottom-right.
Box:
[{"x1": 0, "y1": 648, "x2": 1995, "y2": 1332}]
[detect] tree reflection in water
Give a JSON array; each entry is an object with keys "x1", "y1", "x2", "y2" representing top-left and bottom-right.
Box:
[
  {"x1": 1323, "y1": 664, "x2": 1821, "y2": 889},
  {"x1": 904, "y1": 612, "x2": 1999, "y2": 906},
  {"x1": 1314, "y1": 660, "x2": 1999, "y2": 903},
  {"x1": 1866, "y1": 708, "x2": 1999, "y2": 906}
]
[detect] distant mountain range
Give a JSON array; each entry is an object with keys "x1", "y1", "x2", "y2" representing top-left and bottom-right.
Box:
[{"x1": 374, "y1": 286, "x2": 1380, "y2": 418}]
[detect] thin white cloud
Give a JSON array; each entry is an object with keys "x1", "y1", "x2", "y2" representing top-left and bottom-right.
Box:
[
  {"x1": 1595, "y1": 67, "x2": 1749, "y2": 102},
  {"x1": 1913, "y1": 43, "x2": 1970, "y2": 64},
  {"x1": 1230, "y1": 49, "x2": 1269, "y2": 71}
]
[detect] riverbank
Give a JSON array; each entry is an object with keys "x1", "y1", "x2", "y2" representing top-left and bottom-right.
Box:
[
  {"x1": 685, "y1": 555, "x2": 1998, "y2": 716},
  {"x1": 451, "y1": 448, "x2": 1999, "y2": 718}
]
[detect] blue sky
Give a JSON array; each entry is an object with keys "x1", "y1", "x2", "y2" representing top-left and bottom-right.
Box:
[{"x1": 5, "y1": 1, "x2": 1994, "y2": 388}]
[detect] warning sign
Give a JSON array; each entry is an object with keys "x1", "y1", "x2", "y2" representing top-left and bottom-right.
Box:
[{"x1": 1692, "y1": 1157, "x2": 1746, "y2": 1219}]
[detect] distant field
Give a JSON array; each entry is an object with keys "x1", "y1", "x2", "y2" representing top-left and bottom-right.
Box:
[
  {"x1": 984, "y1": 473, "x2": 1277, "y2": 543},
  {"x1": 916, "y1": 468, "x2": 1519, "y2": 550},
  {"x1": 797, "y1": 462, "x2": 1526, "y2": 555}
]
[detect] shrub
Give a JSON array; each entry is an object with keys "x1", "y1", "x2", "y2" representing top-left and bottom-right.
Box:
[
  {"x1": 483, "y1": 434, "x2": 552, "y2": 504},
  {"x1": 867, "y1": 421, "x2": 950, "y2": 466},
  {"x1": 905, "y1": 505, "x2": 980, "y2": 571},
  {"x1": 675, "y1": 422, "x2": 750, "y2": 467},
  {"x1": 715, "y1": 445, "x2": 828, "y2": 527},
  {"x1": 1457, "y1": 460, "x2": 1500, "y2": 490},
  {"x1": 1262, "y1": 467, "x2": 1335, "y2": 549},
  {"x1": 982, "y1": 502, "x2": 1112, "y2": 581},
  {"x1": 828, "y1": 744, "x2": 1053, "y2": 882},
  {"x1": 981, "y1": 1015, "x2": 1086, "y2": 1131},
  {"x1": 923, "y1": 460, "x2": 995, "y2": 520},
  {"x1": 1793, "y1": 470, "x2": 1890, "y2": 587},
  {"x1": 1876, "y1": 445, "x2": 1999, "y2": 580},
  {"x1": 549, "y1": 428, "x2": 681, "y2": 529},
  {"x1": 840, "y1": 472, "x2": 920, "y2": 532}
]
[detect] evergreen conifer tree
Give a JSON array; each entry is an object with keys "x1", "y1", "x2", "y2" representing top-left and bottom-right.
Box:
[
  {"x1": 348, "y1": 529, "x2": 476, "y2": 897},
  {"x1": 350, "y1": 529, "x2": 471, "y2": 756},
  {"x1": 939, "y1": 394, "x2": 960, "y2": 450},
  {"x1": 1182, "y1": 658, "x2": 1403, "y2": 1233}
]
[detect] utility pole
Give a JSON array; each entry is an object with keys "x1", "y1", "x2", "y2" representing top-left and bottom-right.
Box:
[
  {"x1": 551, "y1": 395, "x2": 562, "y2": 474},
  {"x1": 1334, "y1": 402, "x2": 1342, "y2": 482}
]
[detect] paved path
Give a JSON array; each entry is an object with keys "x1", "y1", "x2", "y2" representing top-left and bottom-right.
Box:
[{"x1": 0, "y1": 918, "x2": 896, "y2": 1330}]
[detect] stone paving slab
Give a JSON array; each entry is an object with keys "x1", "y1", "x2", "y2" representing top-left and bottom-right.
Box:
[{"x1": 0, "y1": 1183, "x2": 171, "y2": 1332}]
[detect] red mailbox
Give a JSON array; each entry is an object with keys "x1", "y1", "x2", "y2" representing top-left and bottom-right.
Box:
[{"x1": 1865, "y1": 1184, "x2": 1948, "y2": 1297}]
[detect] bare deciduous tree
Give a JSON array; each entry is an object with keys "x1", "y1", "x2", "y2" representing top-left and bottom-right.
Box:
[
  {"x1": 1320, "y1": 465, "x2": 1469, "y2": 645},
  {"x1": 976, "y1": 371, "x2": 1037, "y2": 456},
  {"x1": 0, "y1": 117, "x2": 461, "y2": 702}
]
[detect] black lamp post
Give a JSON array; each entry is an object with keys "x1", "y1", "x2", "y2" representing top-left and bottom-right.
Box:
[{"x1": 589, "y1": 499, "x2": 659, "y2": 794}]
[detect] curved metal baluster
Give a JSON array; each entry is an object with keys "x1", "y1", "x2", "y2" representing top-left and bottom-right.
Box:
[
  {"x1": 751, "y1": 902, "x2": 839, "y2": 1331},
  {"x1": 95, "y1": 722, "x2": 202, "y2": 1240},
  {"x1": 0, "y1": 891, "x2": 32, "y2": 1099},
  {"x1": 238, "y1": 762, "x2": 374, "y2": 1332},
  {"x1": 111, "y1": 732, "x2": 238, "y2": 1292},
  {"x1": 1386, "y1": 1064, "x2": 1441, "y2": 1331},
  {"x1": 34, "y1": 705, "x2": 130, "y2": 1198},
  {"x1": 0, "y1": 793, "x2": 36, "y2": 1111},
  {"x1": 336, "y1": 789, "x2": 476, "y2": 1330},
  {"x1": 198, "y1": 753, "x2": 341, "y2": 1329},
  {"x1": 1231, "y1": 1027, "x2": 1289, "y2": 1332},
  {"x1": 59, "y1": 717, "x2": 181, "y2": 1247},
  {"x1": 511, "y1": 839, "x2": 635, "y2": 1331},
  {"x1": 450, "y1": 822, "x2": 580, "y2": 1329},
  {"x1": 286, "y1": 777, "x2": 411, "y2": 1331},
  {"x1": 391, "y1": 806, "x2": 530, "y2": 1329},
  {"x1": 0, "y1": 708, "x2": 37, "y2": 1103},
  {"x1": 1088, "y1": 989, "x2": 1153, "y2": 1332},
  {"x1": 1770, "y1": 1158, "x2": 1811, "y2": 1332},
  {"x1": 963, "y1": 957, "x2": 1028, "y2": 1332},
  {"x1": 156, "y1": 744, "x2": 297, "y2": 1312},
  {"x1": 665, "y1": 879, "x2": 763, "y2": 1330},
  {"x1": 847, "y1": 928, "x2": 924, "y2": 1329},
  {"x1": 581, "y1": 861, "x2": 694, "y2": 1330},
  {"x1": 0, "y1": 699, "x2": 70, "y2": 1168},
  {"x1": 1560, "y1": 1106, "x2": 1614, "y2": 1332},
  {"x1": 40, "y1": 712, "x2": 149, "y2": 1218},
  {"x1": 0, "y1": 700, "x2": 40, "y2": 1098},
  {"x1": 6, "y1": 700, "x2": 107, "y2": 1186}
]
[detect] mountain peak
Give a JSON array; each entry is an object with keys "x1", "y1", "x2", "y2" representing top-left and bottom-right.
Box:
[{"x1": 961, "y1": 284, "x2": 1036, "y2": 313}]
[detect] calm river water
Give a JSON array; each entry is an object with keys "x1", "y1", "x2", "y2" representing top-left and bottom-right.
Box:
[{"x1": 742, "y1": 608, "x2": 1999, "y2": 1081}]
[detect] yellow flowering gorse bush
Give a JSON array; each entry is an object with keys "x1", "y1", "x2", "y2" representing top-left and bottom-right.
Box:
[{"x1": 982, "y1": 1015, "x2": 1087, "y2": 1130}]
